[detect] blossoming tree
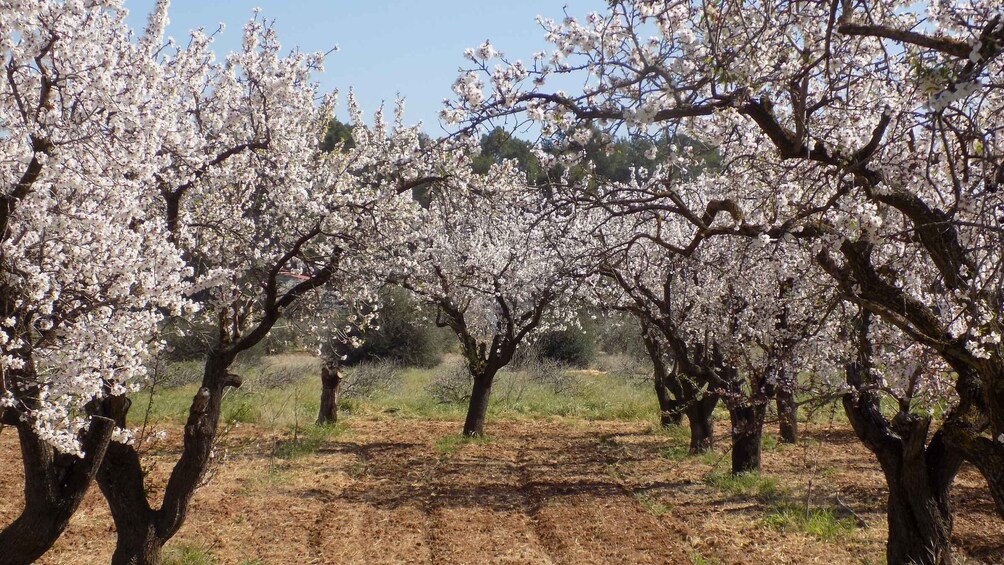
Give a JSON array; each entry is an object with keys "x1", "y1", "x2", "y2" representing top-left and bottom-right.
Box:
[
  {"x1": 71, "y1": 6, "x2": 442, "y2": 563},
  {"x1": 448, "y1": 1, "x2": 1004, "y2": 562},
  {"x1": 0, "y1": 2, "x2": 191, "y2": 561},
  {"x1": 396, "y1": 159, "x2": 585, "y2": 436}
]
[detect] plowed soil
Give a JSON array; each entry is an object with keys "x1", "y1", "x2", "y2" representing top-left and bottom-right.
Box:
[{"x1": 1, "y1": 418, "x2": 1001, "y2": 564}]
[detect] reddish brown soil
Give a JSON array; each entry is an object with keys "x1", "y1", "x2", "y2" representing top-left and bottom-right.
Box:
[{"x1": 1, "y1": 418, "x2": 1001, "y2": 564}]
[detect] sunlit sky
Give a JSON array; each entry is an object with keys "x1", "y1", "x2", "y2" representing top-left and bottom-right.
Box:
[{"x1": 124, "y1": 1, "x2": 606, "y2": 134}]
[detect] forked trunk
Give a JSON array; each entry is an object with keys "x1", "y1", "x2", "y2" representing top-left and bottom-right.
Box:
[
  {"x1": 463, "y1": 370, "x2": 496, "y2": 436},
  {"x1": 317, "y1": 363, "x2": 343, "y2": 425},
  {"x1": 0, "y1": 414, "x2": 115, "y2": 565},
  {"x1": 95, "y1": 351, "x2": 237, "y2": 565},
  {"x1": 844, "y1": 363, "x2": 961, "y2": 565}
]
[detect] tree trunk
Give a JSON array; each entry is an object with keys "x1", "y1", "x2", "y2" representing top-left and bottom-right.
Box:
[
  {"x1": 94, "y1": 351, "x2": 238, "y2": 565},
  {"x1": 728, "y1": 401, "x2": 766, "y2": 475},
  {"x1": 640, "y1": 322, "x2": 682, "y2": 427},
  {"x1": 656, "y1": 373, "x2": 683, "y2": 427},
  {"x1": 685, "y1": 392, "x2": 718, "y2": 453},
  {"x1": 844, "y1": 363, "x2": 961, "y2": 565},
  {"x1": 775, "y1": 385, "x2": 798, "y2": 444},
  {"x1": 463, "y1": 370, "x2": 495, "y2": 437},
  {"x1": 0, "y1": 414, "x2": 115, "y2": 565},
  {"x1": 109, "y1": 523, "x2": 162, "y2": 565},
  {"x1": 316, "y1": 363, "x2": 342, "y2": 425}
]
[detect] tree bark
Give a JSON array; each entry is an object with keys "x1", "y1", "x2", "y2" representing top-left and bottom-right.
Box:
[
  {"x1": 775, "y1": 384, "x2": 798, "y2": 444},
  {"x1": 844, "y1": 363, "x2": 961, "y2": 565},
  {"x1": 463, "y1": 370, "x2": 496, "y2": 437},
  {"x1": 640, "y1": 324, "x2": 683, "y2": 427},
  {"x1": 316, "y1": 363, "x2": 343, "y2": 425},
  {"x1": 685, "y1": 391, "x2": 719, "y2": 453},
  {"x1": 728, "y1": 401, "x2": 766, "y2": 475},
  {"x1": 0, "y1": 414, "x2": 115, "y2": 565},
  {"x1": 94, "y1": 350, "x2": 238, "y2": 565},
  {"x1": 656, "y1": 372, "x2": 683, "y2": 427}
]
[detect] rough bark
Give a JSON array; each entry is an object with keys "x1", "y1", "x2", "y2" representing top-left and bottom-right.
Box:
[
  {"x1": 775, "y1": 384, "x2": 798, "y2": 444},
  {"x1": 655, "y1": 372, "x2": 684, "y2": 427},
  {"x1": 0, "y1": 414, "x2": 115, "y2": 565},
  {"x1": 728, "y1": 400, "x2": 766, "y2": 475},
  {"x1": 641, "y1": 323, "x2": 683, "y2": 426},
  {"x1": 844, "y1": 363, "x2": 961, "y2": 565},
  {"x1": 463, "y1": 370, "x2": 496, "y2": 437},
  {"x1": 316, "y1": 363, "x2": 343, "y2": 425},
  {"x1": 685, "y1": 389, "x2": 719, "y2": 453},
  {"x1": 94, "y1": 350, "x2": 238, "y2": 565}
]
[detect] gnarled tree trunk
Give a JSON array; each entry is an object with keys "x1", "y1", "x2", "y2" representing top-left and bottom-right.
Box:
[
  {"x1": 655, "y1": 372, "x2": 683, "y2": 427},
  {"x1": 94, "y1": 350, "x2": 239, "y2": 565},
  {"x1": 0, "y1": 412, "x2": 115, "y2": 565},
  {"x1": 728, "y1": 400, "x2": 766, "y2": 475},
  {"x1": 317, "y1": 362, "x2": 343, "y2": 425},
  {"x1": 684, "y1": 387, "x2": 719, "y2": 453},
  {"x1": 844, "y1": 363, "x2": 961, "y2": 565},
  {"x1": 641, "y1": 323, "x2": 683, "y2": 427}
]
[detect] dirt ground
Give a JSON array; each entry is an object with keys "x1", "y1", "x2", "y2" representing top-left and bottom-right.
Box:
[{"x1": 1, "y1": 418, "x2": 1002, "y2": 564}]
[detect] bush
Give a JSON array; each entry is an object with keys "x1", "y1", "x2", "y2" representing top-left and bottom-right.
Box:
[
  {"x1": 520, "y1": 356, "x2": 575, "y2": 395},
  {"x1": 332, "y1": 287, "x2": 451, "y2": 368},
  {"x1": 594, "y1": 312, "x2": 648, "y2": 358},
  {"x1": 534, "y1": 327, "x2": 595, "y2": 368},
  {"x1": 342, "y1": 360, "x2": 401, "y2": 398},
  {"x1": 427, "y1": 361, "x2": 473, "y2": 405}
]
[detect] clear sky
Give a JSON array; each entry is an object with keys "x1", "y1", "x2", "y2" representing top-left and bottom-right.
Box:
[{"x1": 124, "y1": 1, "x2": 605, "y2": 135}]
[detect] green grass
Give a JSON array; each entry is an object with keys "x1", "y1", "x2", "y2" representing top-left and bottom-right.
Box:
[
  {"x1": 163, "y1": 544, "x2": 216, "y2": 565},
  {"x1": 704, "y1": 470, "x2": 856, "y2": 542},
  {"x1": 634, "y1": 491, "x2": 671, "y2": 517},
  {"x1": 704, "y1": 471, "x2": 784, "y2": 500},
  {"x1": 762, "y1": 502, "x2": 857, "y2": 541},
  {"x1": 139, "y1": 354, "x2": 660, "y2": 428},
  {"x1": 434, "y1": 433, "x2": 495, "y2": 455},
  {"x1": 688, "y1": 550, "x2": 716, "y2": 565},
  {"x1": 272, "y1": 422, "x2": 346, "y2": 460}
]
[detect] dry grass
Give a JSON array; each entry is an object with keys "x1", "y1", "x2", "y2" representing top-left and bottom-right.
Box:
[{"x1": 1, "y1": 416, "x2": 1001, "y2": 564}]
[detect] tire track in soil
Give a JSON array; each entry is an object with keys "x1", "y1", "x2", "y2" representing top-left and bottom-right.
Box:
[
  {"x1": 529, "y1": 426, "x2": 693, "y2": 564},
  {"x1": 514, "y1": 441, "x2": 558, "y2": 565},
  {"x1": 423, "y1": 422, "x2": 554, "y2": 564}
]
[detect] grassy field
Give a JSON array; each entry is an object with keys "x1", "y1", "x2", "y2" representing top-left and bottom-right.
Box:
[
  {"x1": 136, "y1": 352, "x2": 663, "y2": 432},
  {"x1": 1, "y1": 352, "x2": 1001, "y2": 564}
]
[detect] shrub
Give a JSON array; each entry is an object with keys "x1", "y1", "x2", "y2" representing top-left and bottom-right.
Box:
[
  {"x1": 331, "y1": 287, "x2": 451, "y2": 368},
  {"x1": 427, "y1": 361, "x2": 473, "y2": 405},
  {"x1": 342, "y1": 360, "x2": 402, "y2": 399},
  {"x1": 520, "y1": 356, "x2": 575, "y2": 395},
  {"x1": 534, "y1": 327, "x2": 595, "y2": 368}
]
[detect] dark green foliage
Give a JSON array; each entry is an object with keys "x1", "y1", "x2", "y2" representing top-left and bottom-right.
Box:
[
  {"x1": 336, "y1": 287, "x2": 451, "y2": 368},
  {"x1": 473, "y1": 128, "x2": 547, "y2": 184},
  {"x1": 534, "y1": 327, "x2": 595, "y2": 368},
  {"x1": 320, "y1": 118, "x2": 355, "y2": 152},
  {"x1": 161, "y1": 318, "x2": 300, "y2": 362},
  {"x1": 595, "y1": 312, "x2": 648, "y2": 358}
]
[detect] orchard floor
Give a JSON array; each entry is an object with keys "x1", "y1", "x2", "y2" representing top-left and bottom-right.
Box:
[{"x1": 1, "y1": 418, "x2": 1002, "y2": 565}]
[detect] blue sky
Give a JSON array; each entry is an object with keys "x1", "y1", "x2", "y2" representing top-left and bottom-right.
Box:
[{"x1": 124, "y1": 1, "x2": 605, "y2": 134}]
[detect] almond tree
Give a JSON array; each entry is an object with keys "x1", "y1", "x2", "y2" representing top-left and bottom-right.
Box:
[
  {"x1": 79, "y1": 7, "x2": 441, "y2": 563},
  {"x1": 450, "y1": 2, "x2": 1003, "y2": 562},
  {"x1": 396, "y1": 159, "x2": 584, "y2": 436},
  {"x1": 0, "y1": 2, "x2": 190, "y2": 561}
]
